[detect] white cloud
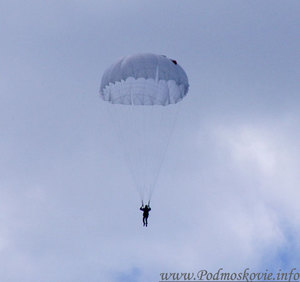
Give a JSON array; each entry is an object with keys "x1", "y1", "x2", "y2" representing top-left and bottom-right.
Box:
[{"x1": 216, "y1": 124, "x2": 282, "y2": 175}]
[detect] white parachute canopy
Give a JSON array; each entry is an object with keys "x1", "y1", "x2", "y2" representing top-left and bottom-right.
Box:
[{"x1": 100, "y1": 53, "x2": 189, "y2": 203}]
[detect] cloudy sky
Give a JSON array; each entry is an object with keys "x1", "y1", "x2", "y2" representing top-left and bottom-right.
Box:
[{"x1": 0, "y1": 1, "x2": 299, "y2": 281}]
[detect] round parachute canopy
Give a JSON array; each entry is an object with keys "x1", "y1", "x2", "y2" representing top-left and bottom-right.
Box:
[{"x1": 100, "y1": 53, "x2": 189, "y2": 106}]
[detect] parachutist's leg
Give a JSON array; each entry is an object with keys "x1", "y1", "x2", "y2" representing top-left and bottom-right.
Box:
[
  {"x1": 145, "y1": 217, "x2": 148, "y2": 227},
  {"x1": 143, "y1": 217, "x2": 146, "y2": 226}
]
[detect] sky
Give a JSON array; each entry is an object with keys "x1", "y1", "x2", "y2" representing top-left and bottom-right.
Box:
[{"x1": 0, "y1": 1, "x2": 299, "y2": 281}]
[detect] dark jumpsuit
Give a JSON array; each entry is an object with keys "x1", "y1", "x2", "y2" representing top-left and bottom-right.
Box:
[{"x1": 140, "y1": 205, "x2": 151, "y2": 226}]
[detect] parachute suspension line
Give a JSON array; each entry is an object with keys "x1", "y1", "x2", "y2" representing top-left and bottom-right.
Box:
[
  {"x1": 122, "y1": 79, "x2": 145, "y2": 201},
  {"x1": 106, "y1": 101, "x2": 182, "y2": 204},
  {"x1": 126, "y1": 81, "x2": 144, "y2": 201},
  {"x1": 130, "y1": 103, "x2": 145, "y2": 202},
  {"x1": 141, "y1": 76, "x2": 154, "y2": 203},
  {"x1": 106, "y1": 104, "x2": 143, "y2": 203},
  {"x1": 148, "y1": 103, "x2": 182, "y2": 201},
  {"x1": 141, "y1": 105, "x2": 146, "y2": 202},
  {"x1": 140, "y1": 107, "x2": 144, "y2": 201},
  {"x1": 147, "y1": 104, "x2": 164, "y2": 201},
  {"x1": 141, "y1": 104, "x2": 146, "y2": 202},
  {"x1": 143, "y1": 105, "x2": 154, "y2": 203},
  {"x1": 147, "y1": 105, "x2": 165, "y2": 201}
]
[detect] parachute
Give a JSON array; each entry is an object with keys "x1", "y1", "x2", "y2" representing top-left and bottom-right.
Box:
[{"x1": 100, "y1": 53, "x2": 189, "y2": 203}]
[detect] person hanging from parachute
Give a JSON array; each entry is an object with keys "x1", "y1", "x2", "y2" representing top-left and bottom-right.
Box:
[
  {"x1": 99, "y1": 53, "x2": 189, "y2": 226},
  {"x1": 140, "y1": 201, "x2": 151, "y2": 227}
]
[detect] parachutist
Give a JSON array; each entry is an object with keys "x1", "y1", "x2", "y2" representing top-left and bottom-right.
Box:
[{"x1": 140, "y1": 204, "x2": 151, "y2": 227}]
